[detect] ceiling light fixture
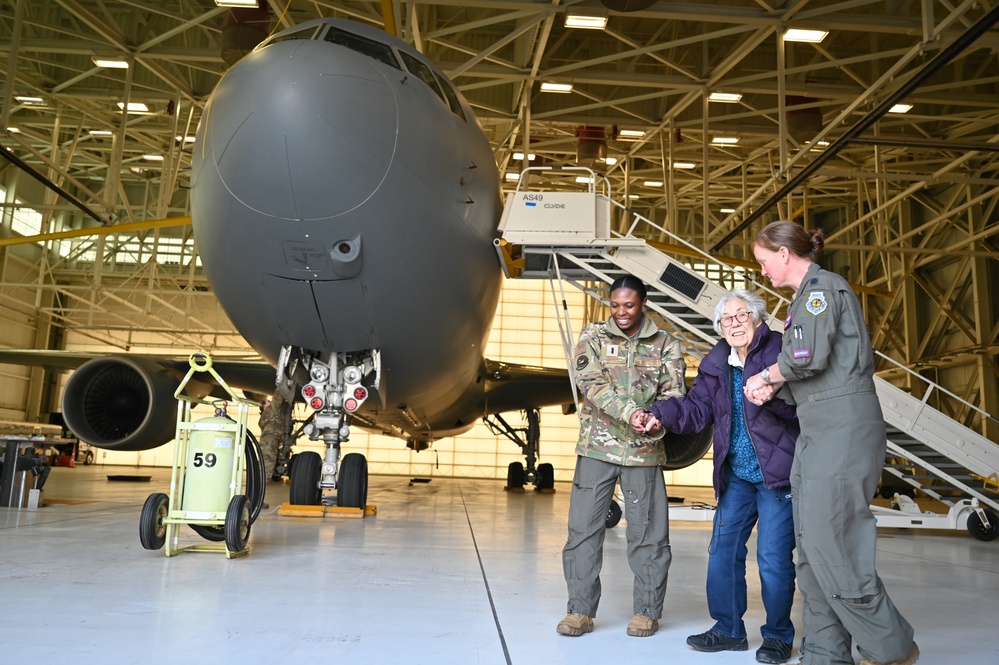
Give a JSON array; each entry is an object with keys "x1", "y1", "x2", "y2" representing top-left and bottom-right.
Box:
[
  {"x1": 720, "y1": 208, "x2": 737, "y2": 214},
  {"x1": 540, "y1": 82, "x2": 573, "y2": 93},
  {"x1": 505, "y1": 173, "x2": 520, "y2": 181},
  {"x1": 643, "y1": 180, "x2": 663, "y2": 187},
  {"x1": 618, "y1": 129, "x2": 646, "y2": 139},
  {"x1": 712, "y1": 137, "x2": 739, "y2": 144},
  {"x1": 117, "y1": 102, "x2": 149, "y2": 113},
  {"x1": 513, "y1": 152, "x2": 536, "y2": 161},
  {"x1": 143, "y1": 154, "x2": 164, "y2": 161},
  {"x1": 673, "y1": 162, "x2": 696, "y2": 169},
  {"x1": 15, "y1": 95, "x2": 43, "y2": 104},
  {"x1": 6, "y1": 127, "x2": 20, "y2": 133},
  {"x1": 89, "y1": 129, "x2": 113, "y2": 136},
  {"x1": 93, "y1": 57, "x2": 129, "y2": 69},
  {"x1": 564, "y1": 14, "x2": 608, "y2": 30},
  {"x1": 176, "y1": 135, "x2": 197, "y2": 143},
  {"x1": 783, "y1": 28, "x2": 829, "y2": 43},
  {"x1": 889, "y1": 103, "x2": 913, "y2": 114},
  {"x1": 708, "y1": 92, "x2": 742, "y2": 103},
  {"x1": 214, "y1": 0, "x2": 259, "y2": 7},
  {"x1": 575, "y1": 176, "x2": 594, "y2": 183},
  {"x1": 604, "y1": 157, "x2": 618, "y2": 166}
]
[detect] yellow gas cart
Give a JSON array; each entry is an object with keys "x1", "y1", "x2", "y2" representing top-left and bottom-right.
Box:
[{"x1": 138, "y1": 353, "x2": 264, "y2": 558}]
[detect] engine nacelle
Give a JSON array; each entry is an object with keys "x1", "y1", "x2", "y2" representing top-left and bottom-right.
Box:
[{"x1": 61, "y1": 356, "x2": 184, "y2": 451}]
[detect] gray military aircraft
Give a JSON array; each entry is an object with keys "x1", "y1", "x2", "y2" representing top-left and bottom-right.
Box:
[{"x1": 0, "y1": 18, "x2": 708, "y2": 508}]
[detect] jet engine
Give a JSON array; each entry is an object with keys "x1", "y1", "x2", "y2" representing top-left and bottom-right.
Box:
[{"x1": 60, "y1": 356, "x2": 188, "y2": 451}]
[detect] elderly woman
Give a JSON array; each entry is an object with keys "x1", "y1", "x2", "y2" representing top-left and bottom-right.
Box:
[{"x1": 641, "y1": 289, "x2": 800, "y2": 665}]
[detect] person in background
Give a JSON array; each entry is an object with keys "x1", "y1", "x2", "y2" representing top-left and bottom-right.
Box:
[
  {"x1": 556, "y1": 274, "x2": 685, "y2": 639},
  {"x1": 641, "y1": 289, "x2": 800, "y2": 664},
  {"x1": 744, "y1": 220, "x2": 918, "y2": 665},
  {"x1": 258, "y1": 393, "x2": 286, "y2": 482}
]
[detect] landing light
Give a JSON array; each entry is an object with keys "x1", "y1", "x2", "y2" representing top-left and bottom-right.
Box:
[{"x1": 343, "y1": 366, "x2": 362, "y2": 384}]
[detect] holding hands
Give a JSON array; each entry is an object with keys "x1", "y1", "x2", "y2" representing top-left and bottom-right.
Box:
[
  {"x1": 630, "y1": 409, "x2": 663, "y2": 435},
  {"x1": 743, "y1": 372, "x2": 781, "y2": 406}
]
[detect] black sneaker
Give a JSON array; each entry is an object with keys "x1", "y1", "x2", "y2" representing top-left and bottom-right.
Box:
[
  {"x1": 686, "y1": 628, "x2": 749, "y2": 652},
  {"x1": 756, "y1": 637, "x2": 794, "y2": 664}
]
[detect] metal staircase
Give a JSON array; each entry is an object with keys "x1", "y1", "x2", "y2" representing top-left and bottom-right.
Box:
[{"x1": 495, "y1": 167, "x2": 999, "y2": 534}]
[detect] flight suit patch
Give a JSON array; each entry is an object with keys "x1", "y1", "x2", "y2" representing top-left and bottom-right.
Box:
[
  {"x1": 606, "y1": 344, "x2": 619, "y2": 358},
  {"x1": 576, "y1": 354, "x2": 589, "y2": 370},
  {"x1": 793, "y1": 348, "x2": 811, "y2": 359},
  {"x1": 805, "y1": 291, "x2": 828, "y2": 316}
]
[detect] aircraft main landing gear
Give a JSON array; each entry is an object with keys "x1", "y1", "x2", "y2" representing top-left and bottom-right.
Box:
[{"x1": 485, "y1": 408, "x2": 555, "y2": 492}]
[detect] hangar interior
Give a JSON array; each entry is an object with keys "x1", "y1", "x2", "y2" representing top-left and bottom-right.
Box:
[{"x1": 1, "y1": 1, "x2": 998, "y2": 663}]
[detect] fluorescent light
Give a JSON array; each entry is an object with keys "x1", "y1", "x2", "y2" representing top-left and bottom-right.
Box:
[
  {"x1": 117, "y1": 102, "x2": 149, "y2": 112},
  {"x1": 712, "y1": 137, "x2": 739, "y2": 144},
  {"x1": 513, "y1": 152, "x2": 536, "y2": 161},
  {"x1": 817, "y1": 140, "x2": 830, "y2": 146},
  {"x1": 643, "y1": 180, "x2": 663, "y2": 187},
  {"x1": 618, "y1": 129, "x2": 646, "y2": 139},
  {"x1": 783, "y1": 28, "x2": 828, "y2": 43},
  {"x1": 505, "y1": 173, "x2": 520, "y2": 181},
  {"x1": 673, "y1": 162, "x2": 696, "y2": 169},
  {"x1": 6, "y1": 127, "x2": 20, "y2": 133},
  {"x1": 575, "y1": 176, "x2": 594, "y2": 184},
  {"x1": 708, "y1": 92, "x2": 742, "y2": 103},
  {"x1": 214, "y1": 0, "x2": 259, "y2": 6},
  {"x1": 628, "y1": 194, "x2": 639, "y2": 199},
  {"x1": 564, "y1": 15, "x2": 608, "y2": 30},
  {"x1": 889, "y1": 103, "x2": 912, "y2": 114},
  {"x1": 604, "y1": 157, "x2": 618, "y2": 166},
  {"x1": 720, "y1": 208, "x2": 736, "y2": 214},
  {"x1": 142, "y1": 154, "x2": 164, "y2": 161},
  {"x1": 176, "y1": 135, "x2": 197, "y2": 143},
  {"x1": 89, "y1": 129, "x2": 113, "y2": 136},
  {"x1": 15, "y1": 95, "x2": 43, "y2": 104},
  {"x1": 93, "y1": 57, "x2": 129, "y2": 69},
  {"x1": 540, "y1": 82, "x2": 573, "y2": 93}
]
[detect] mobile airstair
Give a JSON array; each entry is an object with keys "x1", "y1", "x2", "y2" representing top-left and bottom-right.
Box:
[{"x1": 495, "y1": 167, "x2": 999, "y2": 540}]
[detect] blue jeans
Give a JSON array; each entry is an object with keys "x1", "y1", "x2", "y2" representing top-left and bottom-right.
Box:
[{"x1": 706, "y1": 472, "x2": 795, "y2": 643}]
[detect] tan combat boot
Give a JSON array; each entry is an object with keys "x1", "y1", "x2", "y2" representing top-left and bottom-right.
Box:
[
  {"x1": 556, "y1": 612, "x2": 594, "y2": 636},
  {"x1": 860, "y1": 643, "x2": 919, "y2": 665},
  {"x1": 626, "y1": 613, "x2": 659, "y2": 637}
]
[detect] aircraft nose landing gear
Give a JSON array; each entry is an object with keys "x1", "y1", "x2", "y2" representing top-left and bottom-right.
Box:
[
  {"x1": 485, "y1": 408, "x2": 555, "y2": 492},
  {"x1": 285, "y1": 350, "x2": 377, "y2": 510}
]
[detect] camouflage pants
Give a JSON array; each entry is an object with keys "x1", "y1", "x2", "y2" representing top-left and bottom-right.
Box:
[
  {"x1": 259, "y1": 433, "x2": 281, "y2": 480},
  {"x1": 562, "y1": 456, "x2": 671, "y2": 619}
]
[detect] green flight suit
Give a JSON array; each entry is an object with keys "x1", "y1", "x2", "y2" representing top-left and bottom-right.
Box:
[
  {"x1": 562, "y1": 315, "x2": 685, "y2": 620},
  {"x1": 776, "y1": 262, "x2": 915, "y2": 665}
]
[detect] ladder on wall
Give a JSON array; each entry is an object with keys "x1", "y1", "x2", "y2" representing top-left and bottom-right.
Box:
[{"x1": 494, "y1": 167, "x2": 999, "y2": 533}]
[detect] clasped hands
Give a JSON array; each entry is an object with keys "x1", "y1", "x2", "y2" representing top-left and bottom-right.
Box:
[
  {"x1": 743, "y1": 373, "x2": 780, "y2": 406},
  {"x1": 629, "y1": 409, "x2": 663, "y2": 435}
]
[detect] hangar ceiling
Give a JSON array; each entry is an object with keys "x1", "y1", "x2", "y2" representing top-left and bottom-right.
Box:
[{"x1": 1, "y1": 0, "x2": 997, "y2": 433}]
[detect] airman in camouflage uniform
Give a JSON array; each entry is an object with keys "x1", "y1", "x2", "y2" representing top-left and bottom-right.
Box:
[
  {"x1": 559, "y1": 275, "x2": 685, "y2": 639},
  {"x1": 258, "y1": 393, "x2": 286, "y2": 481}
]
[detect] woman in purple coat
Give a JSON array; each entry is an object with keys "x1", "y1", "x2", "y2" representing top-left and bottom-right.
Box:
[{"x1": 644, "y1": 289, "x2": 800, "y2": 664}]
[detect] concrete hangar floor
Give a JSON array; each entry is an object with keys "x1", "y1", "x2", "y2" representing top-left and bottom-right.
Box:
[{"x1": 1, "y1": 466, "x2": 997, "y2": 664}]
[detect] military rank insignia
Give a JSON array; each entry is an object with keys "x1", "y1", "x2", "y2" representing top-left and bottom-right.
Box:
[{"x1": 805, "y1": 291, "x2": 828, "y2": 316}]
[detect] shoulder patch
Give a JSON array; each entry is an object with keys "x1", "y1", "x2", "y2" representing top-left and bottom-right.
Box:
[
  {"x1": 575, "y1": 354, "x2": 589, "y2": 370},
  {"x1": 810, "y1": 277, "x2": 818, "y2": 284},
  {"x1": 805, "y1": 291, "x2": 828, "y2": 316}
]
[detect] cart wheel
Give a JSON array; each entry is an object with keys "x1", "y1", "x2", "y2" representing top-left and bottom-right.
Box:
[
  {"x1": 967, "y1": 509, "x2": 999, "y2": 541},
  {"x1": 83, "y1": 450, "x2": 95, "y2": 465},
  {"x1": 606, "y1": 501, "x2": 623, "y2": 529},
  {"x1": 536, "y1": 463, "x2": 555, "y2": 491},
  {"x1": 507, "y1": 461, "x2": 525, "y2": 489},
  {"x1": 337, "y1": 453, "x2": 368, "y2": 508},
  {"x1": 225, "y1": 494, "x2": 251, "y2": 553},
  {"x1": 139, "y1": 493, "x2": 170, "y2": 550},
  {"x1": 289, "y1": 450, "x2": 322, "y2": 505}
]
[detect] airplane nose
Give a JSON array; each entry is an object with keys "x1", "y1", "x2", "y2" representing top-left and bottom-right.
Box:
[{"x1": 200, "y1": 40, "x2": 399, "y2": 220}]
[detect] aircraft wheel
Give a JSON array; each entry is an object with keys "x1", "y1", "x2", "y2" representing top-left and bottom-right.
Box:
[
  {"x1": 289, "y1": 450, "x2": 322, "y2": 505},
  {"x1": 139, "y1": 493, "x2": 169, "y2": 550},
  {"x1": 606, "y1": 501, "x2": 623, "y2": 529},
  {"x1": 225, "y1": 494, "x2": 251, "y2": 553},
  {"x1": 507, "y1": 461, "x2": 525, "y2": 489},
  {"x1": 536, "y1": 462, "x2": 555, "y2": 491},
  {"x1": 967, "y1": 509, "x2": 999, "y2": 541},
  {"x1": 337, "y1": 453, "x2": 368, "y2": 509}
]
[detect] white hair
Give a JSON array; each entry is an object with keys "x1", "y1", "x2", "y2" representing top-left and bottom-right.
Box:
[{"x1": 712, "y1": 289, "x2": 767, "y2": 336}]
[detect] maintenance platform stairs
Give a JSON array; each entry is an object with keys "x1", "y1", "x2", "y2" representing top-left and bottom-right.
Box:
[{"x1": 494, "y1": 167, "x2": 999, "y2": 536}]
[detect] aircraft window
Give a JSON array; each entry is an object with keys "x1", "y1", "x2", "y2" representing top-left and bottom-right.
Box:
[
  {"x1": 399, "y1": 52, "x2": 448, "y2": 107},
  {"x1": 260, "y1": 25, "x2": 320, "y2": 47},
  {"x1": 323, "y1": 27, "x2": 401, "y2": 70},
  {"x1": 433, "y1": 71, "x2": 466, "y2": 122}
]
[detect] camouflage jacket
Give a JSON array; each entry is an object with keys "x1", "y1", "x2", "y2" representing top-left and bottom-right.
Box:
[
  {"x1": 258, "y1": 395, "x2": 285, "y2": 438},
  {"x1": 573, "y1": 315, "x2": 685, "y2": 466}
]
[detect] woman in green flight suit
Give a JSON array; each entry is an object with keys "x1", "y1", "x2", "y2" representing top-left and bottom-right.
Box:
[{"x1": 744, "y1": 221, "x2": 918, "y2": 665}]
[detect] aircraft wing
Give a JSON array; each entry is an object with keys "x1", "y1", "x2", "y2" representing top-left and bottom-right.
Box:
[{"x1": 482, "y1": 359, "x2": 574, "y2": 415}]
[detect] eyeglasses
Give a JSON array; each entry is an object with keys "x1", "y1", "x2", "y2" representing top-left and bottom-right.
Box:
[{"x1": 719, "y1": 311, "x2": 751, "y2": 328}]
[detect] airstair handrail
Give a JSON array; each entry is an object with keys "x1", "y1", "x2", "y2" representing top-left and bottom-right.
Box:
[{"x1": 514, "y1": 166, "x2": 612, "y2": 198}]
